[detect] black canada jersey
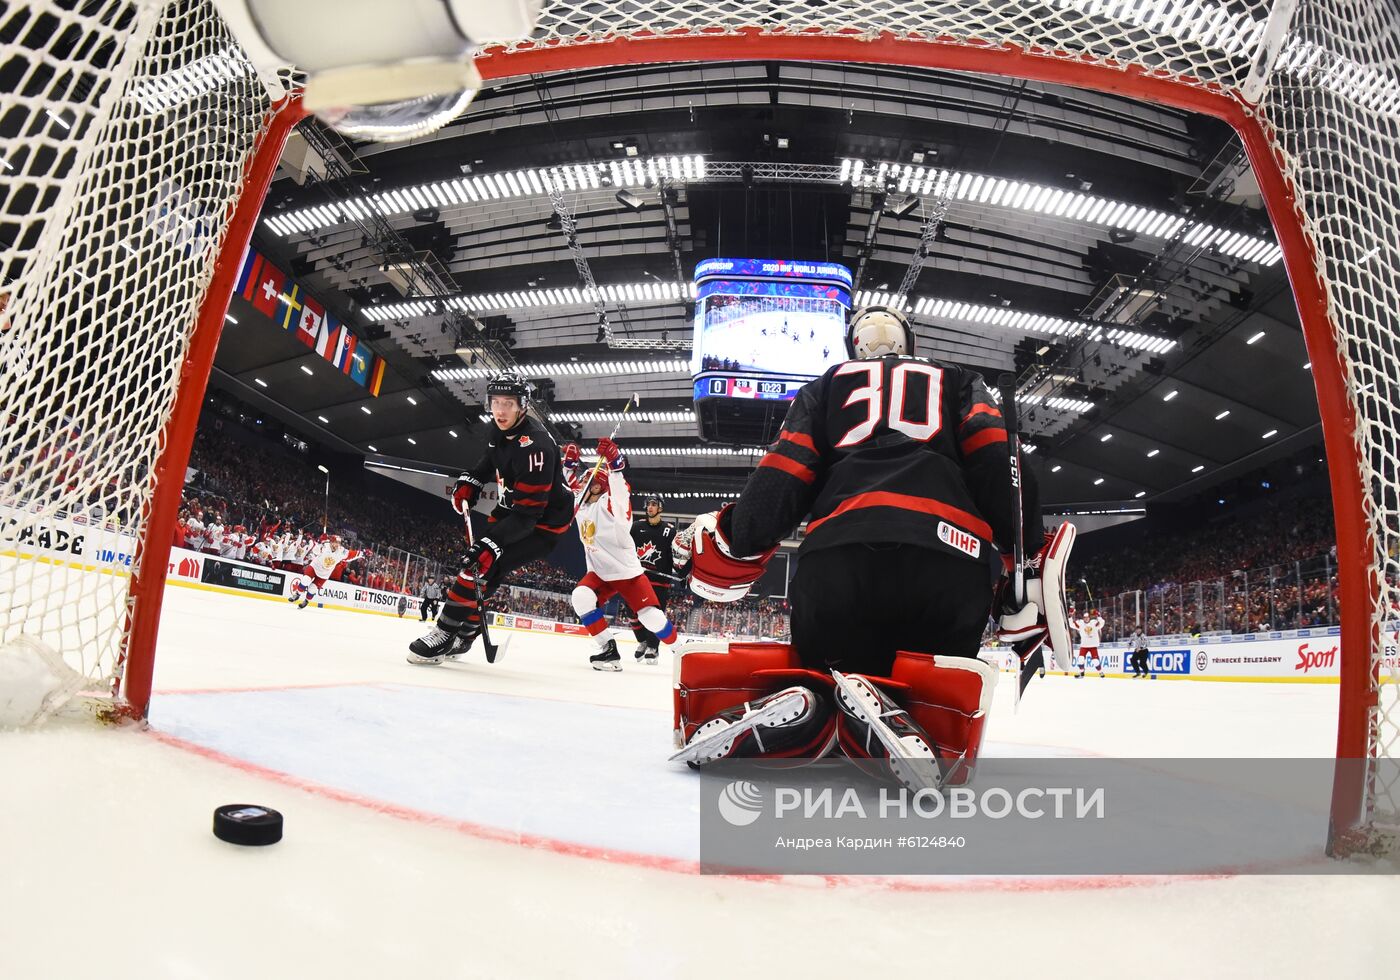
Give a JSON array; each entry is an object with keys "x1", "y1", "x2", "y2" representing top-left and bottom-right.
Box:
[
  {"x1": 465, "y1": 414, "x2": 572, "y2": 545},
  {"x1": 723, "y1": 354, "x2": 1024, "y2": 564},
  {"x1": 631, "y1": 518, "x2": 677, "y2": 583}
]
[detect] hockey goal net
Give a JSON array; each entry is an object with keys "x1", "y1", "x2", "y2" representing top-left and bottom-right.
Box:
[{"x1": 2, "y1": 0, "x2": 1396, "y2": 855}]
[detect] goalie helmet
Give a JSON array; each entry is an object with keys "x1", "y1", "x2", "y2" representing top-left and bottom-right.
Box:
[
  {"x1": 846, "y1": 305, "x2": 916, "y2": 359},
  {"x1": 486, "y1": 370, "x2": 530, "y2": 410}
]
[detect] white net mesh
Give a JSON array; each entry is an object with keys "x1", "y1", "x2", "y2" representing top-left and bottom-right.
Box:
[
  {"x1": 2, "y1": 0, "x2": 1395, "y2": 846},
  {"x1": 480, "y1": 0, "x2": 1400, "y2": 846},
  {"x1": 0, "y1": 0, "x2": 272, "y2": 720}
]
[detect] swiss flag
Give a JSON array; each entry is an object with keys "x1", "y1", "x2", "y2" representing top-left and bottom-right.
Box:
[
  {"x1": 296, "y1": 296, "x2": 324, "y2": 349},
  {"x1": 251, "y1": 261, "x2": 286, "y2": 318}
]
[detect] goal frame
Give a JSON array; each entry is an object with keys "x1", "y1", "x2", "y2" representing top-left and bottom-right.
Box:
[{"x1": 119, "y1": 29, "x2": 1380, "y2": 852}]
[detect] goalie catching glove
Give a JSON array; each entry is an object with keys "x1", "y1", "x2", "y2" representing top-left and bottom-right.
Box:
[
  {"x1": 684, "y1": 505, "x2": 778, "y2": 602},
  {"x1": 995, "y1": 521, "x2": 1077, "y2": 670}
]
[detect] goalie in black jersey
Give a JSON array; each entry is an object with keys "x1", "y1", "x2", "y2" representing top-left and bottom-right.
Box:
[{"x1": 671, "y1": 306, "x2": 1076, "y2": 790}]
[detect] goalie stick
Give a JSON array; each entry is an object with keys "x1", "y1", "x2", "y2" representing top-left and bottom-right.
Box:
[{"x1": 998, "y1": 374, "x2": 1043, "y2": 702}]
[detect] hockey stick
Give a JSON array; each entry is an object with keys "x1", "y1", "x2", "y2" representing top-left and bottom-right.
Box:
[
  {"x1": 459, "y1": 507, "x2": 507, "y2": 665},
  {"x1": 998, "y1": 374, "x2": 1042, "y2": 704},
  {"x1": 570, "y1": 391, "x2": 640, "y2": 520}
]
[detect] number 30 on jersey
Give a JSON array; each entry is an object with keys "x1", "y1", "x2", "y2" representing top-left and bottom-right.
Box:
[{"x1": 834, "y1": 360, "x2": 944, "y2": 447}]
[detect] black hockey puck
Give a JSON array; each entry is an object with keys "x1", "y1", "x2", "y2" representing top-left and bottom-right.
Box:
[{"x1": 213, "y1": 804, "x2": 283, "y2": 846}]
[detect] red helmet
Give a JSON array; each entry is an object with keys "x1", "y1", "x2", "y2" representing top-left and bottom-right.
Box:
[{"x1": 587, "y1": 466, "x2": 608, "y2": 496}]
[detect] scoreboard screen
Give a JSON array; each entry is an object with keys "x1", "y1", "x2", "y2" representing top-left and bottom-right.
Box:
[{"x1": 691, "y1": 258, "x2": 852, "y2": 443}]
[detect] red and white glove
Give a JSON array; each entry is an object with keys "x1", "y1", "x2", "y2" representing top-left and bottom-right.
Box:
[
  {"x1": 685, "y1": 505, "x2": 776, "y2": 602},
  {"x1": 561, "y1": 443, "x2": 584, "y2": 491},
  {"x1": 596, "y1": 437, "x2": 623, "y2": 470},
  {"x1": 451, "y1": 473, "x2": 484, "y2": 516}
]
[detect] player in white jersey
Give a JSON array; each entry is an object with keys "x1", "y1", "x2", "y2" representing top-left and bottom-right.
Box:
[
  {"x1": 562, "y1": 437, "x2": 678, "y2": 671},
  {"x1": 1073, "y1": 609, "x2": 1106, "y2": 677},
  {"x1": 288, "y1": 534, "x2": 367, "y2": 609},
  {"x1": 218, "y1": 524, "x2": 241, "y2": 559},
  {"x1": 203, "y1": 516, "x2": 225, "y2": 555},
  {"x1": 182, "y1": 512, "x2": 205, "y2": 552}
]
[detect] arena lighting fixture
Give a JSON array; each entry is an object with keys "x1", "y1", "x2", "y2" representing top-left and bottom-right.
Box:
[
  {"x1": 448, "y1": 429, "x2": 458, "y2": 437},
  {"x1": 615, "y1": 188, "x2": 645, "y2": 211},
  {"x1": 1304, "y1": 361, "x2": 1312, "y2": 370},
  {"x1": 1051, "y1": 465, "x2": 1063, "y2": 473},
  {"x1": 838, "y1": 158, "x2": 1280, "y2": 266},
  {"x1": 317, "y1": 465, "x2": 328, "y2": 474},
  {"x1": 1192, "y1": 464, "x2": 1206, "y2": 473},
  {"x1": 361, "y1": 405, "x2": 372, "y2": 415},
  {"x1": 367, "y1": 445, "x2": 378, "y2": 452},
  {"x1": 1246, "y1": 330, "x2": 1267, "y2": 344},
  {"x1": 1099, "y1": 433, "x2": 1113, "y2": 442},
  {"x1": 406, "y1": 395, "x2": 418, "y2": 405},
  {"x1": 316, "y1": 415, "x2": 329, "y2": 423},
  {"x1": 407, "y1": 437, "x2": 417, "y2": 445},
  {"x1": 889, "y1": 195, "x2": 920, "y2": 219},
  {"x1": 253, "y1": 378, "x2": 267, "y2": 387},
  {"x1": 1215, "y1": 410, "x2": 1231, "y2": 420},
  {"x1": 1135, "y1": 491, "x2": 1147, "y2": 498},
  {"x1": 432, "y1": 359, "x2": 689, "y2": 381},
  {"x1": 300, "y1": 365, "x2": 313, "y2": 375},
  {"x1": 1263, "y1": 429, "x2": 1279, "y2": 439},
  {"x1": 224, "y1": 314, "x2": 237, "y2": 324},
  {"x1": 1163, "y1": 389, "x2": 1179, "y2": 401},
  {"x1": 1093, "y1": 477, "x2": 1105, "y2": 485}
]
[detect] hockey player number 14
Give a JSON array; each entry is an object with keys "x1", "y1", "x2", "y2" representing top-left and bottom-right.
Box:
[{"x1": 833, "y1": 361, "x2": 944, "y2": 447}]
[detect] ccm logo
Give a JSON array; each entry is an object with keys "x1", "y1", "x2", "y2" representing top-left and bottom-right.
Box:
[
  {"x1": 937, "y1": 522, "x2": 981, "y2": 559},
  {"x1": 1295, "y1": 643, "x2": 1338, "y2": 673}
]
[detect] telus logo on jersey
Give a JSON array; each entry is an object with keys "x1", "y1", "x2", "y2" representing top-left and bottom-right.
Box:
[{"x1": 937, "y1": 522, "x2": 980, "y2": 558}]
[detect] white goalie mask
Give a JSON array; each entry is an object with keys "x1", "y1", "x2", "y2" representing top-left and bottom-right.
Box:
[{"x1": 846, "y1": 305, "x2": 916, "y2": 359}]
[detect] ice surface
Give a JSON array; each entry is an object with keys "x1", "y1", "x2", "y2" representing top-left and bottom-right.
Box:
[{"x1": 0, "y1": 582, "x2": 1392, "y2": 978}]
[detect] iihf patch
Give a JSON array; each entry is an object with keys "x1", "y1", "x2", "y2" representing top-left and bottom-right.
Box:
[
  {"x1": 519, "y1": 436, "x2": 533, "y2": 447},
  {"x1": 937, "y1": 521, "x2": 981, "y2": 558}
]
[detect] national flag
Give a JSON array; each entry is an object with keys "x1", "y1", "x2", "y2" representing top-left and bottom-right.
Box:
[
  {"x1": 295, "y1": 295, "x2": 324, "y2": 349},
  {"x1": 349, "y1": 345, "x2": 372, "y2": 386},
  {"x1": 234, "y1": 247, "x2": 262, "y2": 300},
  {"x1": 337, "y1": 333, "x2": 357, "y2": 374},
  {"x1": 278, "y1": 282, "x2": 305, "y2": 332},
  {"x1": 316, "y1": 314, "x2": 342, "y2": 359},
  {"x1": 369, "y1": 358, "x2": 386, "y2": 397},
  {"x1": 250, "y1": 259, "x2": 285, "y2": 318}
]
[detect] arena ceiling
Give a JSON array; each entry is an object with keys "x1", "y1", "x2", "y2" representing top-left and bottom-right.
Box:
[{"x1": 213, "y1": 58, "x2": 1323, "y2": 514}]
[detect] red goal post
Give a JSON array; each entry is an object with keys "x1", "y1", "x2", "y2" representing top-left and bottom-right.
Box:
[
  {"x1": 467, "y1": 0, "x2": 1398, "y2": 857},
  {"x1": 1, "y1": 0, "x2": 1394, "y2": 855}
]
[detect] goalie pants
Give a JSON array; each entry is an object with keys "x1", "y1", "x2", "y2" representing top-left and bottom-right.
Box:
[{"x1": 789, "y1": 543, "x2": 993, "y2": 677}]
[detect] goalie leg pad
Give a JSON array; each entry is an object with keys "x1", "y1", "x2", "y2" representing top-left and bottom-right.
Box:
[
  {"x1": 1029, "y1": 521, "x2": 1076, "y2": 671},
  {"x1": 890, "y1": 651, "x2": 998, "y2": 786},
  {"x1": 674, "y1": 641, "x2": 808, "y2": 746},
  {"x1": 669, "y1": 686, "x2": 836, "y2": 766},
  {"x1": 831, "y1": 671, "x2": 943, "y2": 794}
]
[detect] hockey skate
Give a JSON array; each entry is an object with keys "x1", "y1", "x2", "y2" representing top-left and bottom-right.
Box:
[
  {"x1": 297, "y1": 596, "x2": 310, "y2": 609},
  {"x1": 441, "y1": 630, "x2": 475, "y2": 662},
  {"x1": 590, "y1": 639, "x2": 622, "y2": 671},
  {"x1": 407, "y1": 627, "x2": 458, "y2": 665},
  {"x1": 831, "y1": 671, "x2": 943, "y2": 793},
  {"x1": 634, "y1": 641, "x2": 659, "y2": 665},
  {"x1": 670, "y1": 686, "x2": 835, "y2": 767}
]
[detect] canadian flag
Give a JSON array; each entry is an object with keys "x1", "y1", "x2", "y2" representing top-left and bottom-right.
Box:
[{"x1": 296, "y1": 296, "x2": 325, "y2": 349}]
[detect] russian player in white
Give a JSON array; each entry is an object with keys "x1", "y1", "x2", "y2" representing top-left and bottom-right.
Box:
[
  {"x1": 202, "y1": 516, "x2": 224, "y2": 555},
  {"x1": 288, "y1": 534, "x2": 368, "y2": 609},
  {"x1": 563, "y1": 437, "x2": 677, "y2": 671},
  {"x1": 1073, "y1": 609, "x2": 1107, "y2": 677}
]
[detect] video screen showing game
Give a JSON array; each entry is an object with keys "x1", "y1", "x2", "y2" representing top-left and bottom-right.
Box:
[{"x1": 691, "y1": 259, "x2": 852, "y2": 383}]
